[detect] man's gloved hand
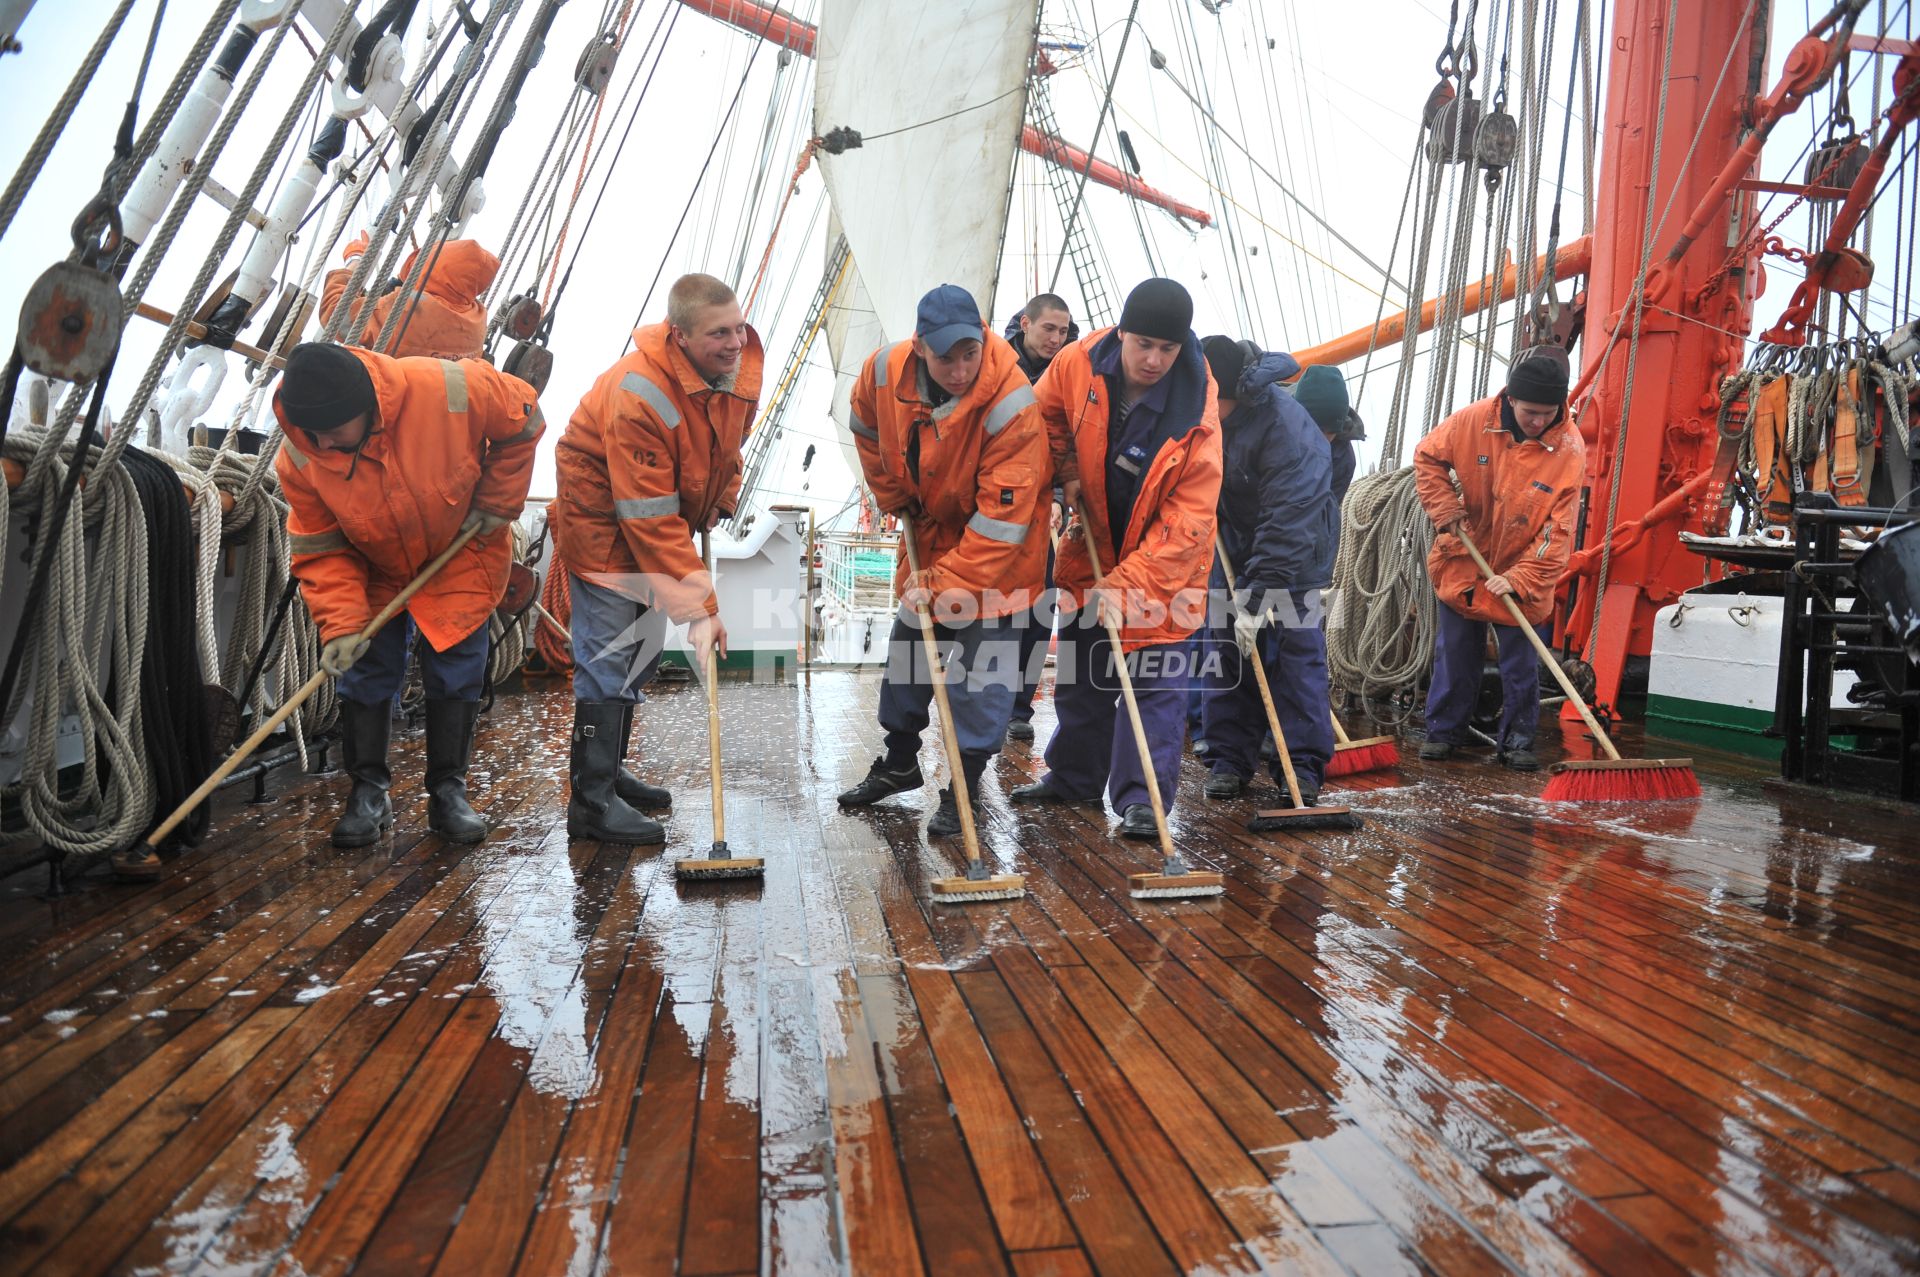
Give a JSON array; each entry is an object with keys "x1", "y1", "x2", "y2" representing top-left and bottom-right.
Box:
[
  {"x1": 321, "y1": 635, "x2": 371, "y2": 676},
  {"x1": 342, "y1": 230, "x2": 370, "y2": 263},
  {"x1": 1232, "y1": 606, "x2": 1266, "y2": 659},
  {"x1": 460, "y1": 507, "x2": 514, "y2": 538}
]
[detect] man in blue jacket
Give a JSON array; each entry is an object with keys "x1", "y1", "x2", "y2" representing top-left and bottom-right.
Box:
[
  {"x1": 1197, "y1": 337, "x2": 1339, "y2": 803},
  {"x1": 1289, "y1": 364, "x2": 1360, "y2": 507}
]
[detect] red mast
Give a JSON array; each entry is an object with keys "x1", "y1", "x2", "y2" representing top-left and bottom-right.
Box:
[{"x1": 1563, "y1": 1, "x2": 1768, "y2": 717}]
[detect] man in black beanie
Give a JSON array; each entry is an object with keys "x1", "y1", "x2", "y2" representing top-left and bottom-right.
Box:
[
  {"x1": 1412, "y1": 348, "x2": 1583, "y2": 769},
  {"x1": 1013, "y1": 278, "x2": 1223, "y2": 840},
  {"x1": 272, "y1": 341, "x2": 545, "y2": 852}
]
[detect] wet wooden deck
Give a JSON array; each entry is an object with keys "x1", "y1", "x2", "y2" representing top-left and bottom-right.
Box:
[{"x1": 2, "y1": 669, "x2": 1918, "y2": 1276}]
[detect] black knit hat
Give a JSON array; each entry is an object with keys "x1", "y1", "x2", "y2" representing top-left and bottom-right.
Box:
[
  {"x1": 277, "y1": 342, "x2": 377, "y2": 432},
  {"x1": 1506, "y1": 346, "x2": 1570, "y2": 405},
  {"x1": 1201, "y1": 335, "x2": 1249, "y2": 399},
  {"x1": 1118, "y1": 277, "x2": 1194, "y2": 343}
]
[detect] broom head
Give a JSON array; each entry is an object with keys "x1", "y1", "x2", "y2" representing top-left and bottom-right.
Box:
[
  {"x1": 1129, "y1": 868, "x2": 1225, "y2": 899},
  {"x1": 1327, "y1": 736, "x2": 1400, "y2": 777},
  {"x1": 1540, "y1": 757, "x2": 1700, "y2": 802},
  {"x1": 1248, "y1": 804, "x2": 1364, "y2": 833},
  {"x1": 674, "y1": 841, "x2": 766, "y2": 880},
  {"x1": 931, "y1": 871, "x2": 1026, "y2": 903},
  {"x1": 111, "y1": 848, "x2": 165, "y2": 882}
]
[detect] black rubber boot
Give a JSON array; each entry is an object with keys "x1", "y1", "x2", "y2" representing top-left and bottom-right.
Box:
[
  {"x1": 568, "y1": 701, "x2": 666, "y2": 844},
  {"x1": 425, "y1": 699, "x2": 488, "y2": 844},
  {"x1": 613, "y1": 701, "x2": 672, "y2": 811},
  {"x1": 331, "y1": 698, "x2": 394, "y2": 848}
]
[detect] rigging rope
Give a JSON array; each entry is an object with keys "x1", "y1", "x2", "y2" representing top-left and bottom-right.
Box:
[
  {"x1": 0, "y1": 0, "x2": 137, "y2": 246},
  {"x1": 1325, "y1": 466, "x2": 1439, "y2": 713}
]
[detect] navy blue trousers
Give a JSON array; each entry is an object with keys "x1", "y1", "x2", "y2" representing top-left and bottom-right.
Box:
[
  {"x1": 1202, "y1": 621, "x2": 1334, "y2": 793},
  {"x1": 568, "y1": 572, "x2": 667, "y2": 704},
  {"x1": 879, "y1": 612, "x2": 1020, "y2": 766},
  {"x1": 1425, "y1": 602, "x2": 1545, "y2": 750},
  {"x1": 1041, "y1": 618, "x2": 1191, "y2": 812},
  {"x1": 336, "y1": 614, "x2": 489, "y2": 705}
]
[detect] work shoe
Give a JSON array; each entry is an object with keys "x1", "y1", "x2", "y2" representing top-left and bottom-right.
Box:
[
  {"x1": 1010, "y1": 776, "x2": 1099, "y2": 804},
  {"x1": 1418, "y1": 740, "x2": 1455, "y2": 760},
  {"x1": 1500, "y1": 748, "x2": 1541, "y2": 772},
  {"x1": 1267, "y1": 786, "x2": 1320, "y2": 810},
  {"x1": 1006, "y1": 719, "x2": 1036, "y2": 741},
  {"x1": 614, "y1": 702, "x2": 672, "y2": 811},
  {"x1": 568, "y1": 701, "x2": 666, "y2": 845},
  {"x1": 927, "y1": 787, "x2": 978, "y2": 836},
  {"x1": 1204, "y1": 772, "x2": 1248, "y2": 799},
  {"x1": 331, "y1": 698, "x2": 394, "y2": 848},
  {"x1": 425, "y1": 699, "x2": 488, "y2": 844},
  {"x1": 1119, "y1": 804, "x2": 1160, "y2": 840},
  {"x1": 1191, "y1": 737, "x2": 1213, "y2": 758},
  {"x1": 837, "y1": 757, "x2": 924, "y2": 807}
]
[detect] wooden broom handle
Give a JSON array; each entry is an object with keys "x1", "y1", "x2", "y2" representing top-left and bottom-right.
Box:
[
  {"x1": 901, "y1": 523, "x2": 985, "y2": 863},
  {"x1": 144, "y1": 524, "x2": 484, "y2": 849},
  {"x1": 1077, "y1": 507, "x2": 1177, "y2": 860},
  {"x1": 1212, "y1": 534, "x2": 1311, "y2": 808},
  {"x1": 1452, "y1": 523, "x2": 1621, "y2": 761},
  {"x1": 703, "y1": 531, "x2": 724, "y2": 844}
]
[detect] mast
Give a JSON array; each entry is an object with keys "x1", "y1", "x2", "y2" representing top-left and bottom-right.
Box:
[{"x1": 1563, "y1": 0, "x2": 1767, "y2": 717}]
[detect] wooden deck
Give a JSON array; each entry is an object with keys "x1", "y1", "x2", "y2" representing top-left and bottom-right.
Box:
[{"x1": 2, "y1": 669, "x2": 1918, "y2": 1276}]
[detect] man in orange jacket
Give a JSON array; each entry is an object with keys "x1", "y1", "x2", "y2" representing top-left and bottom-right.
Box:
[
  {"x1": 834, "y1": 284, "x2": 1049, "y2": 836},
  {"x1": 273, "y1": 341, "x2": 543, "y2": 847},
  {"x1": 548, "y1": 273, "x2": 761, "y2": 844},
  {"x1": 320, "y1": 233, "x2": 499, "y2": 360},
  {"x1": 1413, "y1": 350, "x2": 1584, "y2": 769},
  {"x1": 1011, "y1": 279, "x2": 1223, "y2": 838}
]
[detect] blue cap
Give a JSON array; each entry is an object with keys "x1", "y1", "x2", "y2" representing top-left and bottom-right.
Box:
[{"x1": 915, "y1": 284, "x2": 983, "y2": 356}]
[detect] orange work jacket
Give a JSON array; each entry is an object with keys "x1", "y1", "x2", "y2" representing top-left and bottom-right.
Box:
[
  {"x1": 1037, "y1": 327, "x2": 1222, "y2": 652},
  {"x1": 850, "y1": 330, "x2": 1049, "y2": 617},
  {"x1": 275, "y1": 348, "x2": 543, "y2": 649},
  {"x1": 1412, "y1": 392, "x2": 1585, "y2": 627},
  {"x1": 319, "y1": 239, "x2": 499, "y2": 361},
  {"x1": 548, "y1": 322, "x2": 764, "y2": 623}
]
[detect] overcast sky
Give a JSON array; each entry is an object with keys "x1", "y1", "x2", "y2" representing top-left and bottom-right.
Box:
[{"x1": 1, "y1": 0, "x2": 1911, "y2": 520}]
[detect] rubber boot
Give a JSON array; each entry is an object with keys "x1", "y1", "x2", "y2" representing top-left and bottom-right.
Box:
[
  {"x1": 331, "y1": 698, "x2": 394, "y2": 848},
  {"x1": 425, "y1": 699, "x2": 488, "y2": 844},
  {"x1": 614, "y1": 701, "x2": 672, "y2": 811},
  {"x1": 569, "y1": 701, "x2": 666, "y2": 844}
]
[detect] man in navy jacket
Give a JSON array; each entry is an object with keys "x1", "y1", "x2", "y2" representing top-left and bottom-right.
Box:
[{"x1": 1197, "y1": 338, "x2": 1339, "y2": 803}]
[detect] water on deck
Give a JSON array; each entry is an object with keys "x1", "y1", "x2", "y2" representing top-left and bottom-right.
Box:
[{"x1": 1, "y1": 670, "x2": 1917, "y2": 1276}]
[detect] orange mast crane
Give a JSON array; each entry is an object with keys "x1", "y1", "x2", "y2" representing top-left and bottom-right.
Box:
[{"x1": 671, "y1": 0, "x2": 1214, "y2": 227}]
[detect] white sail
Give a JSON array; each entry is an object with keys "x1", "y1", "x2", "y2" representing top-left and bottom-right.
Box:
[{"x1": 813, "y1": 0, "x2": 1036, "y2": 344}]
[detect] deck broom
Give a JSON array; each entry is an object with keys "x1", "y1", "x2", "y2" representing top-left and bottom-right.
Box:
[
  {"x1": 1081, "y1": 512, "x2": 1223, "y2": 899},
  {"x1": 675, "y1": 532, "x2": 764, "y2": 880},
  {"x1": 1327, "y1": 712, "x2": 1400, "y2": 777},
  {"x1": 1453, "y1": 525, "x2": 1699, "y2": 801},
  {"x1": 111, "y1": 524, "x2": 484, "y2": 881},
  {"x1": 902, "y1": 524, "x2": 1025, "y2": 904},
  {"x1": 1213, "y1": 538, "x2": 1366, "y2": 834}
]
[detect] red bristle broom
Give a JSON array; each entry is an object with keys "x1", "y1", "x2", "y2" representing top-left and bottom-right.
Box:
[
  {"x1": 1454, "y1": 526, "x2": 1700, "y2": 802},
  {"x1": 1327, "y1": 711, "x2": 1400, "y2": 777}
]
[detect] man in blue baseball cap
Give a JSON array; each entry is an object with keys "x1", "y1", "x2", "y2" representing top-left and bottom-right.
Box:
[{"x1": 836, "y1": 284, "x2": 1051, "y2": 837}]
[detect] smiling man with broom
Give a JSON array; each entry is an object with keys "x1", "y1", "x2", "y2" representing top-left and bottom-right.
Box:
[{"x1": 1413, "y1": 349, "x2": 1583, "y2": 772}]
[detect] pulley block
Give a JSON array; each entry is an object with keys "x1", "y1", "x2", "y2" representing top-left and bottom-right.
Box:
[
  {"x1": 1804, "y1": 133, "x2": 1867, "y2": 198},
  {"x1": 18, "y1": 261, "x2": 123, "y2": 382},
  {"x1": 1423, "y1": 87, "x2": 1481, "y2": 165},
  {"x1": 503, "y1": 340, "x2": 554, "y2": 393},
  {"x1": 1474, "y1": 109, "x2": 1518, "y2": 172},
  {"x1": 501, "y1": 292, "x2": 543, "y2": 342},
  {"x1": 576, "y1": 32, "x2": 617, "y2": 96}
]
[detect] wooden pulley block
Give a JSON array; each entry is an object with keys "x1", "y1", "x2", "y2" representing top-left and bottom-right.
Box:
[
  {"x1": 503, "y1": 340, "x2": 554, "y2": 393},
  {"x1": 1823, "y1": 248, "x2": 1874, "y2": 295},
  {"x1": 17, "y1": 260, "x2": 123, "y2": 382},
  {"x1": 501, "y1": 292, "x2": 542, "y2": 342},
  {"x1": 575, "y1": 32, "x2": 618, "y2": 95}
]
